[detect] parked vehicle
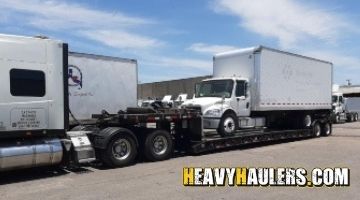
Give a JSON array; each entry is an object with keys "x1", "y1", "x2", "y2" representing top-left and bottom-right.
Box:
[
  {"x1": 0, "y1": 35, "x2": 333, "y2": 172},
  {"x1": 332, "y1": 92, "x2": 359, "y2": 123},
  {"x1": 182, "y1": 46, "x2": 333, "y2": 136}
]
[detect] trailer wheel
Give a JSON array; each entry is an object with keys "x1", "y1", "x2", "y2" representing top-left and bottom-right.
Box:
[
  {"x1": 355, "y1": 113, "x2": 359, "y2": 121},
  {"x1": 218, "y1": 113, "x2": 238, "y2": 137},
  {"x1": 321, "y1": 122, "x2": 332, "y2": 136},
  {"x1": 312, "y1": 122, "x2": 321, "y2": 137},
  {"x1": 304, "y1": 115, "x2": 312, "y2": 127},
  {"x1": 144, "y1": 130, "x2": 173, "y2": 161},
  {"x1": 101, "y1": 132, "x2": 138, "y2": 167}
]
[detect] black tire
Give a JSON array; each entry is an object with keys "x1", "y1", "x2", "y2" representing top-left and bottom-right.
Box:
[
  {"x1": 321, "y1": 122, "x2": 332, "y2": 136},
  {"x1": 335, "y1": 114, "x2": 340, "y2": 123},
  {"x1": 101, "y1": 133, "x2": 138, "y2": 168},
  {"x1": 355, "y1": 113, "x2": 359, "y2": 121},
  {"x1": 312, "y1": 122, "x2": 321, "y2": 137},
  {"x1": 144, "y1": 130, "x2": 173, "y2": 162},
  {"x1": 217, "y1": 113, "x2": 238, "y2": 137}
]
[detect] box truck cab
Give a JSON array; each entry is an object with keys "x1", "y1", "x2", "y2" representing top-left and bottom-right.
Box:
[{"x1": 183, "y1": 46, "x2": 333, "y2": 136}]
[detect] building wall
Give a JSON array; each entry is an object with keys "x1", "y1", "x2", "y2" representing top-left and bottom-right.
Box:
[
  {"x1": 340, "y1": 85, "x2": 360, "y2": 97},
  {"x1": 138, "y1": 75, "x2": 211, "y2": 99}
]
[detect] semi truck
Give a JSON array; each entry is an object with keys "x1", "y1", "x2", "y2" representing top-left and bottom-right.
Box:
[
  {"x1": 332, "y1": 91, "x2": 359, "y2": 123},
  {"x1": 0, "y1": 34, "x2": 333, "y2": 172},
  {"x1": 182, "y1": 46, "x2": 333, "y2": 136}
]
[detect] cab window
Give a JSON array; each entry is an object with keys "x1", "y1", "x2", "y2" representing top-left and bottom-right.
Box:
[
  {"x1": 236, "y1": 81, "x2": 247, "y2": 97},
  {"x1": 10, "y1": 69, "x2": 46, "y2": 97}
]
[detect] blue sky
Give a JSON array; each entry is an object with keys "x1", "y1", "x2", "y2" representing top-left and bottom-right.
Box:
[{"x1": 0, "y1": 0, "x2": 359, "y2": 84}]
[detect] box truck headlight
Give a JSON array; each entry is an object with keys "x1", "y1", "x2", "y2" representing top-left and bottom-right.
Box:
[{"x1": 204, "y1": 109, "x2": 222, "y2": 117}]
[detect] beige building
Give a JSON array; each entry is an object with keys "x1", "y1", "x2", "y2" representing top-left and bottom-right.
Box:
[
  {"x1": 138, "y1": 75, "x2": 211, "y2": 99},
  {"x1": 339, "y1": 85, "x2": 360, "y2": 97}
]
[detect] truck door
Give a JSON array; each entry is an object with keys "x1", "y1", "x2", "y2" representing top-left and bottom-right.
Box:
[{"x1": 234, "y1": 80, "x2": 250, "y2": 116}]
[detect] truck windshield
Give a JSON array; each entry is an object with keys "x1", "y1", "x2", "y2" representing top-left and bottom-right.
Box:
[
  {"x1": 332, "y1": 96, "x2": 338, "y2": 103},
  {"x1": 195, "y1": 80, "x2": 233, "y2": 98}
]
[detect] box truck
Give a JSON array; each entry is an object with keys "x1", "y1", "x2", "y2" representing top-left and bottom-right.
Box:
[
  {"x1": 0, "y1": 35, "x2": 332, "y2": 172},
  {"x1": 68, "y1": 52, "x2": 137, "y2": 125},
  {"x1": 182, "y1": 46, "x2": 333, "y2": 136}
]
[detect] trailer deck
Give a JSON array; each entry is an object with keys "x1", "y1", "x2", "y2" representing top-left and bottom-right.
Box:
[{"x1": 191, "y1": 128, "x2": 313, "y2": 153}]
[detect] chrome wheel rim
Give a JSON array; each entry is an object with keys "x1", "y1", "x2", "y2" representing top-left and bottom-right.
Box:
[
  {"x1": 153, "y1": 135, "x2": 168, "y2": 155},
  {"x1": 112, "y1": 138, "x2": 131, "y2": 160},
  {"x1": 223, "y1": 117, "x2": 235, "y2": 133}
]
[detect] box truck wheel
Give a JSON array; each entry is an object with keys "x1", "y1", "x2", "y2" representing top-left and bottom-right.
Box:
[
  {"x1": 101, "y1": 132, "x2": 138, "y2": 167},
  {"x1": 312, "y1": 122, "x2": 321, "y2": 137},
  {"x1": 144, "y1": 130, "x2": 173, "y2": 161},
  {"x1": 218, "y1": 113, "x2": 238, "y2": 137},
  {"x1": 321, "y1": 122, "x2": 332, "y2": 136}
]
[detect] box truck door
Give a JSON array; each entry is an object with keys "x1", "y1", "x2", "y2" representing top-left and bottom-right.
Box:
[{"x1": 234, "y1": 80, "x2": 250, "y2": 116}]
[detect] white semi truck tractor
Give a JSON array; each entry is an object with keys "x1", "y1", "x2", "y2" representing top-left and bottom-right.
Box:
[
  {"x1": 182, "y1": 46, "x2": 333, "y2": 136},
  {"x1": 332, "y1": 92, "x2": 359, "y2": 123}
]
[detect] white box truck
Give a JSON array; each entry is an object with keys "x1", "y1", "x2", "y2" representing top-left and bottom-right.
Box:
[
  {"x1": 0, "y1": 35, "x2": 333, "y2": 172},
  {"x1": 68, "y1": 52, "x2": 137, "y2": 125},
  {"x1": 183, "y1": 46, "x2": 333, "y2": 136}
]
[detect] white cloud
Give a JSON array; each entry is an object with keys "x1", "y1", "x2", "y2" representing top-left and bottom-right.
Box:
[
  {"x1": 0, "y1": 0, "x2": 161, "y2": 49},
  {"x1": 212, "y1": 0, "x2": 352, "y2": 48},
  {"x1": 80, "y1": 30, "x2": 163, "y2": 50},
  {"x1": 187, "y1": 43, "x2": 238, "y2": 54},
  {"x1": 304, "y1": 50, "x2": 360, "y2": 70},
  {"x1": 0, "y1": 0, "x2": 151, "y2": 29},
  {"x1": 143, "y1": 56, "x2": 212, "y2": 71}
]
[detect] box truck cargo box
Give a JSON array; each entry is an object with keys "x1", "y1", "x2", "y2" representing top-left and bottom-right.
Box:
[
  {"x1": 213, "y1": 46, "x2": 332, "y2": 111},
  {"x1": 68, "y1": 52, "x2": 137, "y2": 123}
]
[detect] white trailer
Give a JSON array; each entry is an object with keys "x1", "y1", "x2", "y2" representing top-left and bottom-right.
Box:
[
  {"x1": 183, "y1": 46, "x2": 333, "y2": 136},
  {"x1": 68, "y1": 52, "x2": 137, "y2": 124}
]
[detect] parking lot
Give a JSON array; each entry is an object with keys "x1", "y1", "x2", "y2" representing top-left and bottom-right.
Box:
[{"x1": 0, "y1": 122, "x2": 359, "y2": 200}]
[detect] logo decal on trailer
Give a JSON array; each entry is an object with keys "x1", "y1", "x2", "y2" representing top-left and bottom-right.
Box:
[{"x1": 68, "y1": 65, "x2": 83, "y2": 89}]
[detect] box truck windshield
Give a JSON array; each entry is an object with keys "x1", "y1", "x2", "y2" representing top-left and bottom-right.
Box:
[{"x1": 196, "y1": 80, "x2": 233, "y2": 98}]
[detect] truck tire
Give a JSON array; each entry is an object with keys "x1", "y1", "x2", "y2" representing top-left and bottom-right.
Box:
[
  {"x1": 101, "y1": 132, "x2": 138, "y2": 168},
  {"x1": 304, "y1": 114, "x2": 312, "y2": 127},
  {"x1": 217, "y1": 113, "x2": 238, "y2": 137},
  {"x1": 312, "y1": 122, "x2": 321, "y2": 137},
  {"x1": 355, "y1": 113, "x2": 359, "y2": 121},
  {"x1": 321, "y1": 122, "x2": 332, "y2": 136},
  {"x1": 335, "y1": 114, "x2": 340, "y2": 123},
  {"x1": 144, "y1": 130, "x2": 173, "y2": 161}
]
